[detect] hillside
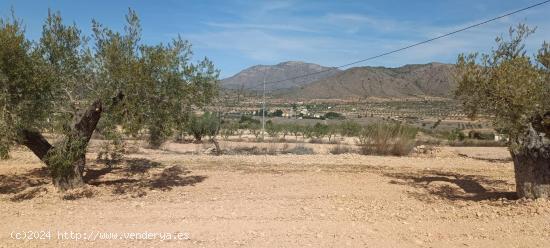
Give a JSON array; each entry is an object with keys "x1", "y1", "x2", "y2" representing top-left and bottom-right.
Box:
[
  {"x1": 221, "y1": 61, "x2": 340, "y2": 91},
  {"x1": 277, "y1": 62, "x2": 456, "y2": 99}
]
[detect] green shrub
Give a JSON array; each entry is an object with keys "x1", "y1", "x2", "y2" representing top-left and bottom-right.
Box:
[
  {"x1": 187, "y1": 112, "x2": 220, "y2": 142},
  {"x1": 220, "y1": 121, "x2": 238, "y2": 140},
  {"x1": 96, "y1": 126, "x2": 126, "y2": 164},
  {"x1": 279, "y1": 123, "x2": 290, "y2": 139},
  {"x1": 270, "y1": 109, "x2": 283, "y2": 117},
  {"x1": 468, "y1": 130, "x2": 495, "y2": 140},
  {"x1": 339, "y1": 121, "x2": 362, "y2": 137},
  {"x1": 302, "y1": 125, "x2": 314, "y2": 139},
  {"x1": 248, "y1": 122, "x2": 261, "y2": 139},
  {"x1": 447, "y1": 129, "x2": 466, "y2": 141},
  {"x1": 288, "y1": 124, "x2": 303, "y2": 140},
  {"x1": 326, "y1": 125, "x2": 338, "y2": 142},
  {"x1": 312, "y1": 123, "x2": 329, "y2": 139},
  {"x1": 96, "y1": 139, "x2": 125, "y2": 166},
  {"x1": 324, "y1": 112, "x2": 343, "y2": 120},
  {"x1": 238, "y1": 115, "x2": 260, "y2": 129},
  {"x1": 265, "y1": 120, "x2": 281, "y2": 138}
]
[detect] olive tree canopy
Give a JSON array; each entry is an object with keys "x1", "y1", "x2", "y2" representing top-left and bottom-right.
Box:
[
  {"x1": 0, "y1": 9, "x2": 219, "y2": 190},
  {"x1": 456, "y1": 24, "x2": 550, "y2": 199}
]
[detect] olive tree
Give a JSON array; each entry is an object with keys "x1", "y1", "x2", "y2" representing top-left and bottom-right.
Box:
[
  {"x1": 0, "y1": 10, "x2": 218, "y2": 190},
  {"x1": 265, "y1": 120, "x2": 280, "y2": 138},
  {"x1": 187, "y1": 112, "x2": 220, "y2": 142},
  {"x1": 455, "y1": 24, "x2": 550, "y2": 199}
]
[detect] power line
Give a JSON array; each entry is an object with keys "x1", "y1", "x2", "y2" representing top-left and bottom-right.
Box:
[{"x1": 247, "y1": 0, "x2": 550, "y2": 91}]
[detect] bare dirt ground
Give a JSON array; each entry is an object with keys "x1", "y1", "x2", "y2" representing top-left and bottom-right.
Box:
[{"x1": 1, "y1": 143, "x2": 549, "y2": 247}]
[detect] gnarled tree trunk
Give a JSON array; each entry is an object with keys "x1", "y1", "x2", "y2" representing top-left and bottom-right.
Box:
[
  {"x1": 19, "y1": 93, "x2": 123, "y2": 191},
  {"x1": 48, "y1": 151, "x2": 86, "y2": 190},
  {"x1": 20, "y1": 100, "x2": 103, "y2": 190},
  {"x1": 511, "y1": 115, "x2": 550, "y2": 199},
  {"x1": 211, "y1": 138, "x2": 221, "y2": 156}
]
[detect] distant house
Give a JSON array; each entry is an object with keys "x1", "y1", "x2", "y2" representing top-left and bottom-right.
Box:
[
  {"x1": 494, "y1": 134, "x2": 509, "y2": 142},
  {"x1": 282, "y1": 109, "x2": 293, "y2": 118}
]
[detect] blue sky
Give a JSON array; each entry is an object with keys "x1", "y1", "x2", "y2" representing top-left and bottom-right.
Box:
[{"x1": 1, "y1": 0, "x2": 549, "y2": 78}]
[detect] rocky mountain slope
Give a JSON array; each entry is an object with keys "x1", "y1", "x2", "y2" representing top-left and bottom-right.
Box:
[
  {"x1": 277, "y1": 62, "x2": 456, "y2": 99},
  {"x1": 221, "y1": 61, "x2": 340, "y2": 91}
]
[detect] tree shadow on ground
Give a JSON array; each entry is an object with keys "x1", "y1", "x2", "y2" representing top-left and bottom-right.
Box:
[
  {"x1": 83, "y1": 158, "x2": 162, "y2": 182},
  {"x1": 0, "y1": 158, "x2": 205, "y2": 201},
  {"x1": 0, "y1": 167, "x2": 50, "y2": 202},
  {"x1": 457, "y1": 153, "x2": 513, "y2": 163},
  {"x1": 384, "y1": 170, "x2": 518, "y2": 202},
  {"x1": 86, "y1": 158, "x2": 206, "y2": 197},
  {"x1": 0, "y1": 167, "x2": 50, "y2": 195}
]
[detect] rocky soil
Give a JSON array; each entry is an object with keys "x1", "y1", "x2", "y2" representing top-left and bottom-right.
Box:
[{"x1": 0, "y1": 145, "x2": 549, "y2": 247}]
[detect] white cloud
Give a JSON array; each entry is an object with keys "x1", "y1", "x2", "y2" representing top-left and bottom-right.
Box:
[
  {"x1": 323, "y1": 13, "x2": 403, "y2": 33},
  {"x1": 204, "y1": 22, "x2": 316, "y2": 33},
  {"x1": 185, "y1": 2, "x2": 550, "y2": 76},
  {"x1": 187, "y1": 29, "x2": 354, "y2": 62}
]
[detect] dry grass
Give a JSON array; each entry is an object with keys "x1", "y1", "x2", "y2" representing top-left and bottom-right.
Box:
[
  {"x1": 329, "y1": 144, "x2": 355, "y2": 155},
  {"x1": 357, "y1": 123, "x2": 418, "y2": 156}
]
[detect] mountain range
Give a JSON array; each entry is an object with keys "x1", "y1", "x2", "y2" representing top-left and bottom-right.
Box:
[
  {"x1": 221, "y1": 61, "x2": 456, "y2": 100},
  {"x1": 221, "y1": 61, "x2": 340, "y2": 91}
]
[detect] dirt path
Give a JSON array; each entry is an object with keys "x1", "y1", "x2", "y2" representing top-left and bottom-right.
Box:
[{"x1": 1, "y1": 148, "x2": 549, "y2": 247}]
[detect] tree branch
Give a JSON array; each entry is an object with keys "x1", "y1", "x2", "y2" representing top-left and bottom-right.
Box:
[
  {"x1": 72, "y1": 92, "x2": 124, "y2": 142},
  {"x1": 73, "y1": 100, "x2": 103, "y2": 143},
  {"x1": 19, "y1": 129, "x2": 53, "y2": 160},
  {"x1": 18, "y1": 92, "x2": 125, "y2": 161}
]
